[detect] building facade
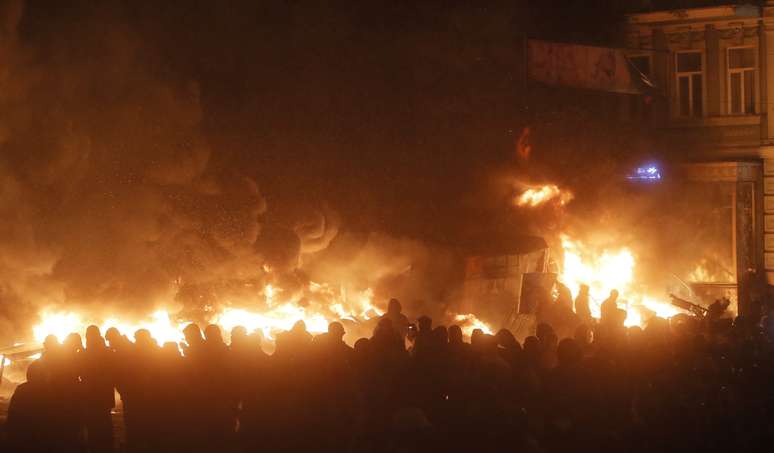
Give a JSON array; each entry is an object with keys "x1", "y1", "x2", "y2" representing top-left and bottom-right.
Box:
[{"x1": 622, "y1": 3, "x2": 774, "y2": 315}]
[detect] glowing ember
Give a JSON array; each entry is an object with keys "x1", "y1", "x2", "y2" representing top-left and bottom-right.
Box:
[
  {"x1": 516, "y1": 184, "x2": 573, "y2": 207},
  {"x1": 454, "y1": 313, "x2": 493, "y2": 337},
  {"x1": 558, "y1": 234, "x2": 683, "y2": 327}
]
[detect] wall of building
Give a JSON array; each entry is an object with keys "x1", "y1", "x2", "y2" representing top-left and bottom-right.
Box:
[{"x1": 623, "y1": 3, "x2": 774, "y2": 313}]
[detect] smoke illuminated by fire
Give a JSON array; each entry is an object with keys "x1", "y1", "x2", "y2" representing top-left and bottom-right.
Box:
[
  {"x1": 516, "y1": 184, "x2": 573, "y2": 207},
  {"x1": 558, "y1": 234, "x2": 683, "y2": 327}
]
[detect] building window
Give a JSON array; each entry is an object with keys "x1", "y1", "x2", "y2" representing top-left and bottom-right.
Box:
[
  {"x1": 676, "y1": 51, "x2": 703, "y2": 117},
  {"x1": 630, "y1": 55, "x2": 651, "y2": 78},
  {"x1": 727, "y1": 47, "x2": 756, "y2": 115}
]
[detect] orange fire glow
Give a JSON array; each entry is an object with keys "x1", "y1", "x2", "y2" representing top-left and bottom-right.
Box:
[
  {"x1": 454, "y1": 313, "x2": 493, "y2": 337},
  {"x1": 30, "y1": 282, "x2": 384, "y2": 346},
  {"x1": 516, "y1": 184, "x2": 573, "y2": 207},
  {"x1": 558, "y1": 234, "x2": 683, "y2": 327}
]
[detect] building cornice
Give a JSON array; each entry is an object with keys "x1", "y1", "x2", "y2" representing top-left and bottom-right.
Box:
[{"x1": 627, "y1": 4, "x2": 760, "y2": 26}]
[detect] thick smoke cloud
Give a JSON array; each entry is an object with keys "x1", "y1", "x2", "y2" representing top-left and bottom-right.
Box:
[
  {"x1": 0, "y1": 1, "x2": 466, "y2": 344},
  {"x1": 0, "y1": 1, "x2": 276, "y2": 342}
]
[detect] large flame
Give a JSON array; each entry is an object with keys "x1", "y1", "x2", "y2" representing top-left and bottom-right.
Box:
[
  {"x1": 516, "y1": 184, "x2": 573, "y2": 207},
  {"x1": 28, "y1": 234, "x2": 682, "y2": 346},
  {"x1": 30, "y1": 282, "x2": 384, "y2": 346},
  {"x1": 33, "y1": 310, "x2": 187, "y2": 345},
  {"x1": 558, "y1": 234, "x2": 683, "y2": 327}
]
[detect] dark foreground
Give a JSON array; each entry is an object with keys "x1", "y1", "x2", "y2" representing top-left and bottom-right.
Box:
[{"x1": 2, "y1": 300, "x2": 774, "y2": 453}]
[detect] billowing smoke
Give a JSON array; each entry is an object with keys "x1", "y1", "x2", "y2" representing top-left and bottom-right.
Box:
[
  {"x1": 0, "y1": 1, "x2": 467, "y2": 345},
  {"x1": 304, "y1": 231, "x2": 461, "y2": 320},
  {"x1": 0, "y1": 1, "x2": 276, "y2": 342}
]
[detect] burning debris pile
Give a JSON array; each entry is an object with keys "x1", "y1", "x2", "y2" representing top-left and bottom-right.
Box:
[
  {"x1": 557, "y1": 234, "x2": 682, "y2": 327},
  {"x1": 511, "y1": 181, "x2": 694, "y2": 330}
]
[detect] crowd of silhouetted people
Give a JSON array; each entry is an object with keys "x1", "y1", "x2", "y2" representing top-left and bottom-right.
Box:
[{"x1": 4, "y1": 295, "x2": 774, "y2": 453}]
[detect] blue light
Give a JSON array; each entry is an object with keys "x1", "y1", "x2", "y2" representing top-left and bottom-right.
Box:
[{"x1": 627, "y1": 163, "x2": 662, "y2": 182}]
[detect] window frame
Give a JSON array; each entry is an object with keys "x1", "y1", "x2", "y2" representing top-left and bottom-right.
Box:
[
  {"x1": 726, "y1": 46, "x2": 757, "y2": 115},
  {"x1": 675, "y1": 50, "x2": 705, "y2": 118}
]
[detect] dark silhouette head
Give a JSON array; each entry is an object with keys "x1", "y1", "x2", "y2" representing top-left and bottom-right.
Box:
[
  {"x1": 387, "y1": 298, "x2": 402, "y2": 314},
  {"x1": 417, "y1": 316, "x2": 432, "y2": 333},
  {"x1": 63, "y1": 332, "x2": 83, "y2": 352},
  {"x1": 354, "y1": 337, "x2": 369, "y2": 354},
  {"x1": 432, "y1": 325, "x2": 448, "y2": 345},
  {"x1": 85, "y1": 325, "x2": 105, "y2": 349},
  {"x1": 609, "y1": 289, "x2": 619, "y2": 301},
  {"x1": 134, "y1": 329, "x2": 155, "y2": 348},
  {"x1": 328, "y1": 321, "x2": 345, "y2": 340},
  {"x1": 43, "y1": 334, "x2": 60, "y2": 353},
  {"x1": 448, "y1": 325, "x2": 463, "y2": 345},
  {"x1": 230, "y1": 325, "x2": 248, "y2": 347},
  {"x1": 26, "y1": 359, "x2": 46, "y2": 384},
  {"x1": 574, "y1": 324, "x2": 593, "y2": 345},
  {"x1": 536, "y1": 322, "x2": 555, "y2": 343},
  {"x1": 104, "y1": 327, "x2": 122, "y2": 348},
  {"x1": 204, "y1": 324, "x2": 224, "y2": 344},
  {"x1": 579, "y1": 284, "x2": 590, "y2": 295},
  {"x1": 183, "y1": 323, "x2": 204, "y2": 347},
  {"x1": 495, "y1": 329, "x2": 519, "y2": 350},
  {"x1": 85, "y1": 325, "x2": 101, "y2": 340},
  {"x1": 161, "y1": 342, "x2": 181, "y2": 358},
  {"x1": 292, "y1": 320, "x2": 308, "y2": 333},
  {"x1": 471, "y1": 328, "x2": 484, "y2": 344}
]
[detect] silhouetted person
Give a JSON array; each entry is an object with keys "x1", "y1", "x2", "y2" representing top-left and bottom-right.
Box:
[
  {"x1": 6, "y1": 360, "x2": 55, "y2": 452},
  {"x1": 523, "y1": 336, "x2": 541, "y2": 370},
  {"x1": 381, "y1": 298, "x2": 409, "y2": 342},
  {"x1": 574, "y1": 323, "x2": 594, "y2": 357},
  {"x1": 157, "y1": 341, "x2": 185, "y2": 450},
  {"x1": 201, "y1": 324, "x2": 235, "y2": 447},
  {"x1": 104, "y1": 326, "x2": 133, "y2": 450},
  {"x1": 600, "y1": 289, "x2": 619, "y2": 322},
  {"x1": 544, "y1": 338, "x2": 592, "y2": 451},
  {"x1": 275, "y1": 320, "x2": 314, "y2": 361},
  {"x1": 81, "y1": 325, "x2": 115, "y2": 453},
  {"x1": 49, "y1": 332, "x2": 84, "y2": 451},
  {"x1": 127, "y1": 328, "x2": 159, "y2": 451},
  {"x1": 495, "y1": 329, "x2": 522, "y2": 369},
  {"x1": 316, "y1": 321, "x2": 354, "y2": 364},
  {"x1": 574, "y1": 284, "x2": 592, "y2": 323},
  {"x1": 182, "y1": 322, "x2": 205, "y2": 358},
  {"x1": 412, "y1": 315, "x2": 434, "y2": 358}
]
